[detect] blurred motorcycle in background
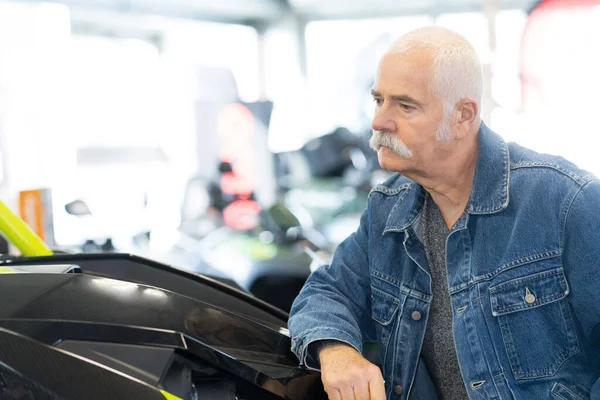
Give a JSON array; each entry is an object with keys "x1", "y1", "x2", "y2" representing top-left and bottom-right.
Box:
[{"x1": 167, "y1": 126, "x2": 390, "y2": 312}]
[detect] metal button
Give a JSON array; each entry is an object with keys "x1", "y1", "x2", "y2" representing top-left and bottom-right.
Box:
[
  {"x1": 394, "y1": 385, "x2": 403, "y2": 395},
  {"x1": 525, "y1": 293, "x2": 536, "y2": 304},
  {"x1": 525, "y1": 288, "x2": 536, "y2": 304},
  {"x1": 411, "y1": 311, "x2": 422, "y2": 321}
]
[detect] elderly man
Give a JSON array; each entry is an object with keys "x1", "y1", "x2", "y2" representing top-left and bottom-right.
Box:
[{"x1": 288, "y1": 26, "x2": 600, "y2": 400}]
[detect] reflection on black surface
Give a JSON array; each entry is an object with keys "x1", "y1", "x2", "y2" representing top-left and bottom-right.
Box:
[
  {"x1": 0, "y1": 365, "x2": 63, "y2": 400},
  {"x1": 184, "y1": 308, "x2": 327, "y2": 399},
  {"x1": 0, "y1": 273, "x2": 327, "y2": 399},
  {"x1": 184, "y1": 307, "x2": 295, "y2": 366}
]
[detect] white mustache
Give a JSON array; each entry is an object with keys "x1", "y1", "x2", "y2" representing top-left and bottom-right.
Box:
[{"x1": 370, "y1": 130, "x2": 413, "y2": 159}]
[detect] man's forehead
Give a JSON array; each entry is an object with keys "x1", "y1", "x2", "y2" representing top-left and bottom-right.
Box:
[
  {"x1": 373, "y1": 53, "x2": 431, "y2": 98},
  {"x1": 378, "y1": 51, "x2": 431, "y2": 78}
]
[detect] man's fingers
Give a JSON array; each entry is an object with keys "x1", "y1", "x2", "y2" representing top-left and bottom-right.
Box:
[
  {"x1": 339, "y1": 385, "x2": 355, "y2": 400},
  {"x1": 327, "y1": 388, "x2": 342, "y2": 400},
  {"x1": 368, "y1": 376, "x2": 386, "y2": 400},
  {"x1": 353, "y1": 381, "x2": 370, "y2": 400}
]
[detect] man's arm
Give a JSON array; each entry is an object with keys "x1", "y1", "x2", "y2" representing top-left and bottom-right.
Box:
[
  {"x1": 288, "y1": 198, "x2": 386, "y2": 400},
  {"x1": 288, "y1": 204, "x2": 374, "y2": 370},
  {"x1": 561, "y1": 178, "x2": 600, "y2": 398}
]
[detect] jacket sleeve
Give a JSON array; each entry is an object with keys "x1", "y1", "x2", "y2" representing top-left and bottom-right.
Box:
[
  {"x1": 288, "y1": 201, "x2": 374, "y2": 370},
  {"x1": 561, "y1": 178, "x2": 600, "y2": 397}
]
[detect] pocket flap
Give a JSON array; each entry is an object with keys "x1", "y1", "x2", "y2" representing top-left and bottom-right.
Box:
[
  {"x1": 551, "y1": 382, "x2": 585, "y2": 400},
  {"x1": 489, "y1": 267, "x2": 569, "y2": 317},
  {"x1": 371, "y1": 287, "x2": 400, "y2": 325}
]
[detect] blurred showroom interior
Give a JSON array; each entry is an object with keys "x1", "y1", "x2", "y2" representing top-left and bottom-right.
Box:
[{"x1": 0, "y1": 0, "x2": 598, "y2": 311}]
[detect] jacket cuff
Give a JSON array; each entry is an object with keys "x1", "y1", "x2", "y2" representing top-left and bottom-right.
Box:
[
  {"x1": 291, "y1": 328, "x2": 362, "y2": 371},
  {"x1": 307, "y1": 340, "x2": 348, "y2": 369}
]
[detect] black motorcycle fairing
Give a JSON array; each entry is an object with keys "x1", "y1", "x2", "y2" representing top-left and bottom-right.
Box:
[
  {"x1": 0, "y1": 273, "x2": 293, "y2": 365},
  {"x1": 0, "y1": 253, "x2": 288, "y2": 325},
  {"x1": 0, "y1": 273, "x2": 327, "y2": 400},
  {"x1": 0, "y1": 327, "x2": 170, "y2": 400}
]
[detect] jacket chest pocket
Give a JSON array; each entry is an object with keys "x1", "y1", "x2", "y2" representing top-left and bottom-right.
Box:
[
  {"x1": 489, "y1": 267, "x2": 580, "y2": 380},
  {"x1": 370, "y1": 275, "x2": 403, "y2": 366}
]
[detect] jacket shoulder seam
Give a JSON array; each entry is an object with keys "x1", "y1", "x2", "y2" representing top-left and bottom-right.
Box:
[
  {"x1": 560, "y1": 178, "x2": 600, "y2": 255},
  {"x1": 510, "y1": 161, "x2": 592, "y2": 185}
]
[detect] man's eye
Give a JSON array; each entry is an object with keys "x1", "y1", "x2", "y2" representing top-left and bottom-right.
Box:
[
  {"x1": 373, "y1": 98, "x2": 383, "y2": 106},
  {"x1": 400, "y1": 104, "x2": 415, "y2": 111}
]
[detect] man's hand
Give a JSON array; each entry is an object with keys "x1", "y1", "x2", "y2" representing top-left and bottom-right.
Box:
[{"x1": 319, "y1": 344, "x2": 386, "y2": 400}]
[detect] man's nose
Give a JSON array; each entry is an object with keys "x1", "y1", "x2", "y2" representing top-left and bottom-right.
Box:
[{"x1": 372, "y1": 107, "x2": 396, "y2": 133}]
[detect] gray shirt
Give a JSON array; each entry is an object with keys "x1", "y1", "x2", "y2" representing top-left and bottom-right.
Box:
[{"x1": 420, "y1": 193, "x2": 469, "y2": 399}]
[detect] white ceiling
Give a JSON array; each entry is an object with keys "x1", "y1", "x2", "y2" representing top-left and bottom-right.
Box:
[
  {"x1": 289, "y1": 0, "x2": 536, "y2": 19},
  {"x1": 10, "y1": 0, "x2": 537, "y2": 24}
]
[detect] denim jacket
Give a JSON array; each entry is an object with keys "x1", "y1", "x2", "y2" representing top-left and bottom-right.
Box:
[{"x1": 289, "y1": 123, "x2": 600, "y2": 399}]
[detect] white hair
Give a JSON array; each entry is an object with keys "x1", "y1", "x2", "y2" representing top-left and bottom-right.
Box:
[{"x1": 386, "y1": 27, "x2": 483, "y2": 140}]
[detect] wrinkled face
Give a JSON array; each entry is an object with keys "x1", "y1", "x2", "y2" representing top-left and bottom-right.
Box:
[{"x1": 370, "y1": 51, "x2": 453, "y2": 176}]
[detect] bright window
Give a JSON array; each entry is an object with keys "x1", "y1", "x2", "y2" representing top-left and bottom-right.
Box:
[
  {"x1": 520, "y1": 0, "x2": 600, "y2": 173},
  {"x1": 303, "y1": 16, "x2": 433, "y2": 137}
]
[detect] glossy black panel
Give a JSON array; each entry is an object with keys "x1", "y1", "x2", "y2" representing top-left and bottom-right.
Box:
[
  {"x1": 56, "y1": 341, "x2": 175, "y2": 386},
  {"x1": 0, "y1": 363, "x2": 65, "y2": 400},
  {"x1": 1, "y1": 253, "x2": 288, "y2": 325},
  {"x1": 0, "y1": 273, "x2": 327, "y2": 399},
  {"x1": 0, "y1": 274, "x2": 290, "y2": 360},
  {"x1": 0, "y1": 320, "x2": 187, "y2": 349},
  {"x1": 0, "y1": 327, "x2": 169, "y2": 400}
]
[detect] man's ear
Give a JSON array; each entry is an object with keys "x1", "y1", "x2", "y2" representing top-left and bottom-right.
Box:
[{"x1": 454, "y1": 99, "x2": 478, "y2": 140}]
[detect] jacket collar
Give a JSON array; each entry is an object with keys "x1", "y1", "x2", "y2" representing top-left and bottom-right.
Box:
[{"x1": 384, "y1": 122, "x2": 510, "y2": 233}]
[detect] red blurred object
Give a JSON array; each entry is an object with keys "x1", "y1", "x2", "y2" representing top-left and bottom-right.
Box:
[
  {"x1": 215, "y1": 102, "x2": 259, "y2": 228},
  {"x1": 220, "y1": 172, "x2": 254, "y2": 197},
  {"x1": 223, "y1": 200, "x2": 261, "y2": 231}
]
